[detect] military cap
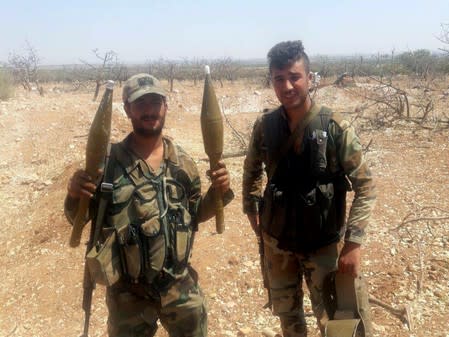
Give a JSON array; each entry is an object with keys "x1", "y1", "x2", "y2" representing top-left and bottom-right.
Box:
[{"x1": 122, "y1": 73, "x2": 167, "y2": 103}]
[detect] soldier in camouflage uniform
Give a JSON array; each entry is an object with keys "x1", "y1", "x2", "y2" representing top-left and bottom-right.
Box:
[
  {"x1": 65, "y1": 73, "x2": 233, "y2": 337},
  {"x1": 242, "y1": 41, "x2": 376, "y2": 337}
]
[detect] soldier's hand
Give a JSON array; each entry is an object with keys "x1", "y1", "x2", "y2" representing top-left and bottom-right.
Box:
[
  {"x1": 338, "y1": 241, "x2": 361, "y2": 278},
  {"x1": 67, "y1": 169, "x2": 98, "y2": 199},
  {"x1": 207, "y1": 161, "x2": 230, "y2": 195}
]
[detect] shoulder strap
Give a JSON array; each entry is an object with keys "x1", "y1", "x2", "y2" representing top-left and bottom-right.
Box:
[
  {"x1": 92, "y1": 144, "x2": 114, "y2": 244},
  {"x1": 307, "y1": 106, "x2": 332, "y2": 135}
]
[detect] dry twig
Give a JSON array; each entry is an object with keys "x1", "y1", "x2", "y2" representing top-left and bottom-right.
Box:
[{"x1": 369, "y1": 296, "x2": 413, "y2": 331}]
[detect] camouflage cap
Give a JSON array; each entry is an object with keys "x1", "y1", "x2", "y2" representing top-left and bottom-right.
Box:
[{"x1": 122, "y1": 73, "x2": 167, "y2": 103}]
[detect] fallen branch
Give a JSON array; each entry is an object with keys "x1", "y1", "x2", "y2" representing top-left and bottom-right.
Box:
[
  {"x1": 369, "y1": 296, "x2": 413, "y2": 331},
  {"x1": 363, "y1": 138, "x2": 373, "y2": 153},
  {"x1": 390, "y1": 215, "x2": 449, "y2": 231}
]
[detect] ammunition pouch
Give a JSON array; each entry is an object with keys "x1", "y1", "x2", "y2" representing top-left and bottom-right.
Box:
[
  {"x1": 139, "y1": 216, "x2": 166, "y2": 284},
  {"x1": 107, "y1": 173, "x2": 194, "y2": 288},
  {"x1": 259, "y1": 184, "x2": 287, "y2": 240},
  {"x1": 86, "y1": 228, "x2": 122, "y2": 287},
  {"x1": 116, "y1": 223, "x2": 145, "y2": 283},
  {"x1": 310, "y1": 129, "x2": 328, "y2": 175},
  {"x1": 113, "y1": 208, "x2": 193, "y2": 287},
  {"x1": 260, "y1": 179, "x2": 346, "y2": 253}
]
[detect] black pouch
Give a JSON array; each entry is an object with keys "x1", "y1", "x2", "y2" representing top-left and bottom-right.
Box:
[
  {"x1": 260, "y1": 184, "x2": 288, "y2": 240},
  {"x1": 297, "y1": 183, "x2": 339, "y2": 252},
  {"x1": 119, "y1": 224, "x2": 142, "y2": 282},
  {"x1": 310, "y1": 129, "x2": 328, "y2": 175}
]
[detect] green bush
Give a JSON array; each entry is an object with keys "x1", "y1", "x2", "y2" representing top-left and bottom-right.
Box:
[{"x1": 0, "y1": 70, "x2": 14, "y2": 100}]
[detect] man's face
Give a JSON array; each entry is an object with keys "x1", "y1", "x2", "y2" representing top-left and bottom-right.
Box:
[
  {"x1": 125, "y1": 93, "x2": 167, "y2": 137},
  {"x1": 271, "y1": 59, "x2": 312, "y2": 112}
]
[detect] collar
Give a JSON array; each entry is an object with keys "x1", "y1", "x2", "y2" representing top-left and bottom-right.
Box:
[
  {"x1": 279, "y1": 100, "x2": 319, "y2": 121},
  {"x1": 114, "y1": 134, "x2": 180, "y2": 177}
]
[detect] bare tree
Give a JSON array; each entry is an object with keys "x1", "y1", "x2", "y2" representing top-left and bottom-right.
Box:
[
  {"x1": 8, "y1": 40, "x2": 44, "y2": 95},
  {"x1": 353, "y1": 72, "x2": 410, "y2": 124},
  {"x1": 147, "y1": 58, "x2": 180, "y2": 92},
  {"x1": 210, "y1": 57, "x2": 241, "y2": 87},
  {"x1": 437, "y1": 23, "x2": 449, "y2": 55},
  {"x1": 182, "y1": 58, "x2": 206, "y2": 86},
  {"x1": 80, "y1": 49, "x2": 122, "y2": 101}
]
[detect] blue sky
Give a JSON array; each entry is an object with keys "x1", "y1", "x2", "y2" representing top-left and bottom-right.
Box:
[{"x1": 1, "y1": 0, "x2": 448, "y2": 65}]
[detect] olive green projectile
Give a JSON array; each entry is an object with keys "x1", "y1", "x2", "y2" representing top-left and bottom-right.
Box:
[
  {"x1": 69, "y1": 81, "x2": 114, "y2": 247},
  {"x1": 200, "y1": 66, "x2": 224, "y2": 233}
]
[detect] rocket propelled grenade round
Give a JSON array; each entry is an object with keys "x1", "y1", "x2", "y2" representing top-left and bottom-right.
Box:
[
  {"x1": 200, "y1": 65, "x2": 225, "y2": 234},
  {"x1": 69, "y1": 80, "x2": 114, "y2": 247}
]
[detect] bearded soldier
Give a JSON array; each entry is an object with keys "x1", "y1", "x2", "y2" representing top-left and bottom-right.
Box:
[{"x1": 66, "y1": 73, "x2": 233, "y2": 337}]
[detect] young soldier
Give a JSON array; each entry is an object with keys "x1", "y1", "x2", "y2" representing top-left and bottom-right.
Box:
[
  {"x1": 65, "y1": 73, "x2": 233, "y2": 337},
  {"x1": 242, "y1": 41, "x2": 376, "y2": 337}
]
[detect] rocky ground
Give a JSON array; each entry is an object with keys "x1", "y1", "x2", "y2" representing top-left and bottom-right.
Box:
[{"x1": 0, "y1": 78, "x2": 448, "y2": 337}]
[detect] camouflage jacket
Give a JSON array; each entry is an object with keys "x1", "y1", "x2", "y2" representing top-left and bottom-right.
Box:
[
  {"x1": 65, "y1": 134, "x2": 233, "y2": 283},
  {"x1": 242, "y1": 102, "x2": 376, "y2": 245}
]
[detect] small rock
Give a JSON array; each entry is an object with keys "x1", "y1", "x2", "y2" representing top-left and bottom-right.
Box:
[
  {"x1": 228, "y1": 256, "x2": 239, "y2": 266},
  {"x1": 434, "y1": 290, "x2": 444, "y2": 298},
  {"x1": 406, "y1": 264, "x2": 418, "y2": 272},
  {"x1": 237, "y1": 327, "x2": 252, "y2": 336}
]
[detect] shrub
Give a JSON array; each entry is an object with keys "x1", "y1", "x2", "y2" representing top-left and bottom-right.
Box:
[{"x1": 0, "y1": 70, "x2": 14, "y2": 101}]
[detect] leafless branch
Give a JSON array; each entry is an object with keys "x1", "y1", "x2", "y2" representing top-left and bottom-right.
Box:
[{"x1": 369, "y1": 296, "x2": 413, "y2": 331}]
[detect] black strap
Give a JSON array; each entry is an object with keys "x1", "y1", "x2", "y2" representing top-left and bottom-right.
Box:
[{"x1": 92, "y1": 144, "x2": 114, "y2": 245}]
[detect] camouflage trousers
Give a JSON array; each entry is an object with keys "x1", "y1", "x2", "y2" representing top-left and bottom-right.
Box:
[
  {"x1": 106, "y1": 268, "x2": 207, "y2": 337},
  {"x1": 262, "y1": 232, "x2": 371, "y2": 337}
]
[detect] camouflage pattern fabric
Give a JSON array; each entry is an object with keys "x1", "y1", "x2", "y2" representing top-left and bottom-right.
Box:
[
  {"x1": 263, "y1": 232, "x2": 342, "y2": 337},
  {"x1": 242, "y1": 102, "x2": 376, "y2": 337},
  {"x1": 65, "y1": 134, "x2": 233, "y2": 337},
  {"x1": 242, "y1": 102, "x2": 376, "y2": 245},
  {"x1": 106, "y1": 269, "x2": 207, "y2": 337},
  {"x1": 65, "y1": 135, "x2": 233, "y2": 232}
]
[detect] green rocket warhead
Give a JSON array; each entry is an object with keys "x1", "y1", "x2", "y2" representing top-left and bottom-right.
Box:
[
  {"x1": 201, "y1": 65, "x2": 225, "y2": 234},
  {"x1": 69, "y1": 80, "x2": 114, "y2": 247}
]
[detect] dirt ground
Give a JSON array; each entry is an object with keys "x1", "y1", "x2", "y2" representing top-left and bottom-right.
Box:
[{"x1": 0, "y1": 78, "x2": 448, "y2": 337}]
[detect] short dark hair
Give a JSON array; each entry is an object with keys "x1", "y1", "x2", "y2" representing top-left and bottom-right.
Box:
[{"x1": 267, "y1": 40, "x2": 310, "y2": 73}]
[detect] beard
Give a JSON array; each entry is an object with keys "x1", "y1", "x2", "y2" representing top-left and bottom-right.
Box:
[
  {"x1": 134, "y1": 126, "x2": 163, "y2": 137},
  {"x1": 132, "y1": 114, "x2": 165, "y2": 138}
]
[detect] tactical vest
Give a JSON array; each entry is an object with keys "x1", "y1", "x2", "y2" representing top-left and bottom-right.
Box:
[
  {"x1": 260, "y1": 106, "x2": 348, "y2": 253},
  {"x1": 104, "y1": 142, "x2": 195, "y2": 288}
]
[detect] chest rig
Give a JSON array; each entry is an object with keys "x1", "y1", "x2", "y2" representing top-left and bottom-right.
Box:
[
  {"x1": 105, "y1": 143, "x2": 194, "y2": 287},
  {"x1": 260, "y1": 106, "x2": 348, "y2": 253}
]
